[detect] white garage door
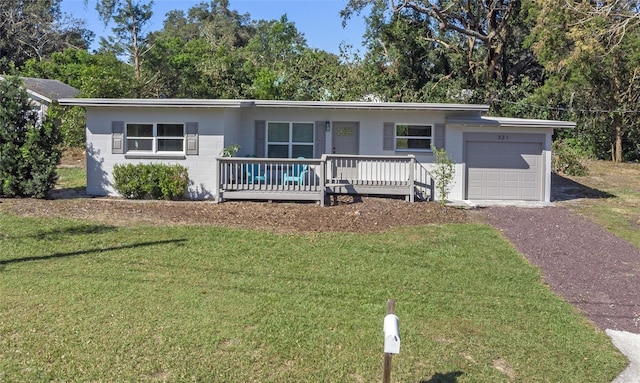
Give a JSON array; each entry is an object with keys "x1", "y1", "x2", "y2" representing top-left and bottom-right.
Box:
[{"x1": 465, "y1": 138, "x2": 543, "y2": 201}]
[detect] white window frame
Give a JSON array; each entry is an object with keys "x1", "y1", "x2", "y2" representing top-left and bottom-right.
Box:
[
  {"x1": 266, "y1": 121, "x2": 315, "y2": 158},
  {"x1": 395, "y1": 123, "x2": 433, "y2": 152},
  {"x1": 125, "y1": 122, "x2": 185, "y2": 154}
]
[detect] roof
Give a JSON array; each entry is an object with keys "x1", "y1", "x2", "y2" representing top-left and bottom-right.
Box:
[
  {"x1": 0, "y1": 76, "x2": 81, "y2": 103},
  {"x1": 20, "y1": 77, "x2": 80, "y2": 103},
  {"x1": 57, "y1": 98, "x2": 491, "y2": 112},
  {"x1": 447, "y1": 115, "x2": 576, "y2": 129}
]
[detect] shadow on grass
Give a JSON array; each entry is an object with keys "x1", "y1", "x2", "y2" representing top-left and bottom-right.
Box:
[
  {"x1": 420, "y1": 371, "x2": 464, "y2": 383},
  {"x1": 0, "y1": 239, "x2": 187, "y2": 266},
  {"x1": 551, "y1": 173, "x2": 615, "y2": 202},
  {"x1": 27, "y1": 223, "x2": 116, "y2": 240},
  {"x1": 47, "y1": 186, "x2": 88, "y2": 200}
]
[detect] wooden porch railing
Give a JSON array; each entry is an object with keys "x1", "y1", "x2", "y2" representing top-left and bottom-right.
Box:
[{"x1": 215, "y1": 155, "x2": 432, "y2": 206}]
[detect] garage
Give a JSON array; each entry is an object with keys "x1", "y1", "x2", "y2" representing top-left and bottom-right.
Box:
[{"x1": 464, "y1": 133, "x2": 545, "y2": 201}]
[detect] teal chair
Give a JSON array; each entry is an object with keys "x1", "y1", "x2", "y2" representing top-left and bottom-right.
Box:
[
  {"x1": 283, "y1": 157, "x2": 308, "y2": 184},
  {"x1": 244, "y1": 163, "x2": 267, "y2": 184}
]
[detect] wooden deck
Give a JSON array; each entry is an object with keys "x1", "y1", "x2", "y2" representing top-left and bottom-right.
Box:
[{"x1": 215, "y1": 155, "x2": 433, "y2": 206}]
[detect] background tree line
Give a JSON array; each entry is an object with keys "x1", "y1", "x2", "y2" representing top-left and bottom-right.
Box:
[{"x1": 3, "y1": 0, "x2": 640, "y2": 162}]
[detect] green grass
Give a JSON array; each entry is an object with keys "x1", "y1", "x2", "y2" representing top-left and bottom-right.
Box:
[
  {"x1": 562, "y1": 160, "x2": 640, "y2": 248},
  {"x1": 56, "y1": 167, "x2": 86, "y2": 190},
  {"x1": 0, "y1": 213, "x2": 625, "y2": 382}
]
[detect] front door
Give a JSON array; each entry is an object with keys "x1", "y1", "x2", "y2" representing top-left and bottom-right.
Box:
[
  {"x1": 330, "y1": 122, "x2": 359, "y2": 181},
  {"x1": 332, "y1": 122, "x2": 359, "y2": 154}
]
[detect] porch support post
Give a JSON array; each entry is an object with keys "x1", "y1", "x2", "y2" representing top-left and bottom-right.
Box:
[
  {"x1": 319, "y1": 154, "x2": 327, "y2": 207},
  {"x1": 408, "y1": 155, "x2": 415, "y2": 203},
  {"x1": 214, "y1": 157, "x2": 222, "y2": 203}
]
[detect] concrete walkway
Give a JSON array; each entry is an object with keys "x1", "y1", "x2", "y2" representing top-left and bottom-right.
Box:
[{"x1": 607, "y1": 330, "x2": 640, "y2": 383}]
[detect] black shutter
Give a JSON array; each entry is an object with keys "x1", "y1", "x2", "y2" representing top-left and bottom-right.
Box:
[
  {"x1": 383, "y1": 122, "x2": 395, "y2": 151},
  {"x1": 112, "y1": 121, "x2": 124, "y2": 154},
  {"x1": 433, "y1": 123, "x2": 445, "y2": 149},
  {"x1": 255, "y1": 120, "x2": 266, "y2": 157},
  {"x1": 314, "y1": 121, "x2": 327, "y2": 158},
  {"x1": 185, "y1": 122, "x2": 198, "y2": 155}
]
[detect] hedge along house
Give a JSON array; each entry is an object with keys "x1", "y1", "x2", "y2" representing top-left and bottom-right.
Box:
[{"x1": 58, "y1": 98, "x2": 575, "y2": 204}]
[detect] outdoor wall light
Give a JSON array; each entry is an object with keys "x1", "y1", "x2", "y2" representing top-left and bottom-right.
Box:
[{"x1": 326, "y1": 121, "x2": 331, "y2": 131}]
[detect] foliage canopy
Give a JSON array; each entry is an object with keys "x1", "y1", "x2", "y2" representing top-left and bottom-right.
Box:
[{"x1": 0, "y1": 76, "x2": 62, "y2": 198}]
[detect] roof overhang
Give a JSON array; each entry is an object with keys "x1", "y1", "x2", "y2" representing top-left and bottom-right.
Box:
[
  {"x1": 57, "y1": 98, "x2": 252, "y2": 108},
  {"x1": 58, "y1": 98, "x2": 490, "y2": 112},
  {"x1": 252, "y1": 100, "x2": 490, "y2": 112},
  {"x1": 26, "y1": 89, "x2": 52, "y2": 104},
  {"x1": 447, "y1": 116, "x2": 576, "y2": 129}
]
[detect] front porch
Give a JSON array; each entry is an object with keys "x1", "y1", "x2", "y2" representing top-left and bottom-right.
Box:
[{"x1": 214, "y1": 154, "x2": 433, "y2": 206}]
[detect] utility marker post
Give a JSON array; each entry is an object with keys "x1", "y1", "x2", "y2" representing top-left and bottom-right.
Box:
[{"x1": 383, "y1": 299, "x2": 400, "y2": 383}]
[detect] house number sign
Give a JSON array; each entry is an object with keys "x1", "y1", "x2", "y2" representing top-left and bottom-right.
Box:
[{"x1": 497, "y1": 134, "x2": 509, "y2": 140}]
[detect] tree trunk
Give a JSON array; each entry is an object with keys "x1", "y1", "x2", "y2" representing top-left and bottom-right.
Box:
[{"x1": 615, "y1": 123, "x2": 624, "y2": 162}]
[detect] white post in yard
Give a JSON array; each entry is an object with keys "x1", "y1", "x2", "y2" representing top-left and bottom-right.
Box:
[{"x1": 383, "y1": 299, "x2": 400, "y2": 383}]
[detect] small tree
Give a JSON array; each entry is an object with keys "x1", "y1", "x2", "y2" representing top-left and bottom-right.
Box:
[
  {"x1": 431, "y1": 145, "x2": 455, "y2": 206},
  {"x1": 0, "y1": 76, "x2": 61, "y2": 198}
]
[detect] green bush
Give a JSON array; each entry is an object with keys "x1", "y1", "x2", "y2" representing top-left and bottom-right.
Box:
[
  {"x1": 55, "y1": 105, "x2": 86, "y2": 149},
  {"x1": 431, "y1": 145, "x2": 455, "y2": 205},
  {"x1": 0, "y1": 76, "x2": 62, "y2": 198},
  {"x1": 113, "y1": 163, "x2": 189, "y2": 200},
  {"x1": 552, "y1": 140, "x2": 588, "y2": 176}
]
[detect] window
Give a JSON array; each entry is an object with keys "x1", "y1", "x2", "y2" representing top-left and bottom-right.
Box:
[
  {"x1": 126, "y1": 123, "x2": 184, "y2": 153},
  {"x1": 267, "y1": 122, "x2": 314, "y2": 158},
  {"x1": 395, "y1": 124, "x2": 432, "y2": 151}
]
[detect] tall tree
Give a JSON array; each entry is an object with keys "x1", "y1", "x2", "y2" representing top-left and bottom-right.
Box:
[
  {"x1": 530, "y1": 0, "x2": 640, "y2": 161},
  {"x1": 0, "y1": 76, "x2": 61, "y2": 197},
  {"x1": 342, "y1": 0, "x2": 530, "y2": 87},
  {"x1": 21, "y1": 48, "x2": 135, "y2": 98},
  {"x1": 88, "y1": 0, "x2": 154, "y2": 96},
  {"x1": 145, "y1": 1, "x2": 255, "y2": 98},
  {"x1": 244, "y1": 15, "x2": 310, "y2": 99},
  {"x1": 0, "y1": 0, "x2": 93, "y2": 72}
]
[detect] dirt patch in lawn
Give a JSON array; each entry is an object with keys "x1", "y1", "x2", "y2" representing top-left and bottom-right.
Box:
[{"x1": 0, "y1": 196, "x2": 468, "y2": 233}]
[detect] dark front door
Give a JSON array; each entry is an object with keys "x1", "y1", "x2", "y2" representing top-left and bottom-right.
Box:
[
  {"x1": 330, "y1": 122, "x2": 359, "y2": 181},
  {"x1": 332, "y1": 122, "x2": 359, "y2": 154}
]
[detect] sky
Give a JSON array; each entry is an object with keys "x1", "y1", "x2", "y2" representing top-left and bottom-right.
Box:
[{"x1": 58, "y1": 0, "x2": 368, "y2": 55}]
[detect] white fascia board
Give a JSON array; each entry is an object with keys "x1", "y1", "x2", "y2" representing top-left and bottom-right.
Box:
[
  {"x1": 447, "y1": 116, "x2": 576, "y2": 129},
  {"x1": 58, "y1": 98, "x2": 490, "y2": 112},
  {"x1": 253, "y1": 99, "x2": 490, "y2": 112},
  {"x1": 26, "y1": 89, "x2": 52, "y2": 104},
  {"x1": 57, "y1": 98, "x2": 252, "y2": 108}
]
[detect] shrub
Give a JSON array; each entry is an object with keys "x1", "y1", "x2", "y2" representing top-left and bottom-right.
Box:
[
  {"x1": 431, "y1": 145, "x2": 455, "y2": 206},
  {"x1": 55, "y1": 105, "x2": 86, "y2": 149},
  {"x1": 113, "y1": 163, "x2": 189, "y2": 200},
  {"x1": 0, "y1": 76, "x2": 62, "y2": 198},
  {"x1": 552, "y1": 140, "x2": 588, "y2": 176}
]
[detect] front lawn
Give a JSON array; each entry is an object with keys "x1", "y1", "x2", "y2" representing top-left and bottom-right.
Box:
[
  {"x1": 0, "y1": 213, "x2": 625, "y2": 382},
  {"x1": 559, "y1": 160, "x2": 640, "y2": 249}
]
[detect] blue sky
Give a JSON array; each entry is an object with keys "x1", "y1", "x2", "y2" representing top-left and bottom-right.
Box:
[{"x1": 59, "y1": 0, "x2": 368, "y2": 55}]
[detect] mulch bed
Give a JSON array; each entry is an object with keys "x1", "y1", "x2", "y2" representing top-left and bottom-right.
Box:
[
  {"x1": 0, "y1": 195, "x2": 468, "y2": 233},
  {"x1": 478, "y1": 206, "x2": 640, "y2": 333}
]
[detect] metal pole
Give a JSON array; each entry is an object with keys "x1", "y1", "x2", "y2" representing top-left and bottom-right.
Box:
[{"x1": 383, "y1": 299, "x2": 396, "y2": 383}]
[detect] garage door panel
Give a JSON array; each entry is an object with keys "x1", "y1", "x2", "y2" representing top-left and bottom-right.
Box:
[
  {"x1": 522, "y1": 188, "x2": 537, "y2": 199},
  {"x1": 486, "y1": 171, "x2": 501, "y2": 181},
  {"x1": 468, "y1": 171, "x2": 485, "y2": 182},
  {"x1": 504, "y1": 187, "x2": 522, "y2": 198},
  {"x1": 504, "y1": 173, "x2": 519, "y2": 182},
  {"x1": 485, "y1": 187, "x2": 502, "y2": 199},
  {"x1": 465, "y1": 140, "x2": 543, "y2": 201}
]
